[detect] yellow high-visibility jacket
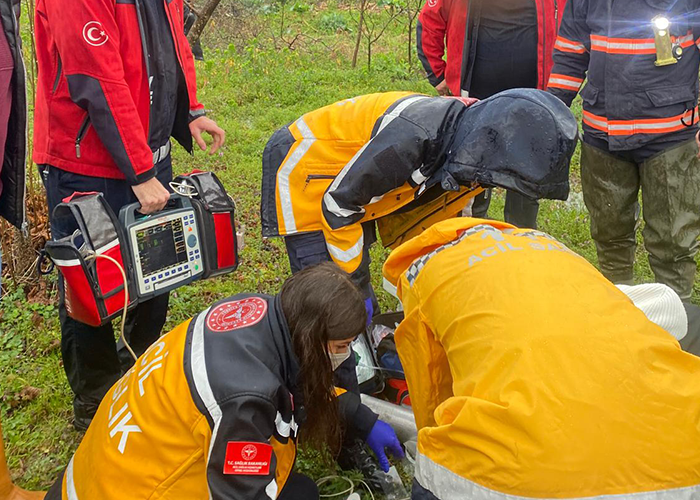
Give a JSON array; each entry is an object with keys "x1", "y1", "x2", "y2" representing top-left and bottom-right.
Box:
[
  {"x1": 383, "y1": 218, "x2": 700, "y2": 499},
  {"x1": 58, "y1": 294, "x2": 301, "y2": 500},
  {"x1": 261, "y1": 92, "x2": 476, "y2": 275}
]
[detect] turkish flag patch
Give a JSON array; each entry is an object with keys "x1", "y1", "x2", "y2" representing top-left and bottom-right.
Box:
[
  {"x1": 206, "y1": 297, "x2": 268, "y2": 332},
  {"x1": 223, "y1": 442, "x2": 273, "y2": 475}
]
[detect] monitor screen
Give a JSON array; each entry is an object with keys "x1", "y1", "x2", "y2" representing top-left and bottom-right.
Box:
[{"x1": 137, "y1": 219, "x2": 188, "y2": 277}]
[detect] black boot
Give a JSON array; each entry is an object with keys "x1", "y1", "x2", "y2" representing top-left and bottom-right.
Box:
[{"x1": 73, "y1": 396, "x2": 99, "y2": 432}]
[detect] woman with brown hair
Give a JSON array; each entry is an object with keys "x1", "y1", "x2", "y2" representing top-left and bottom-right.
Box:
[{"x1": 39, "y1": 262, "x2": 396, "y2": 500}]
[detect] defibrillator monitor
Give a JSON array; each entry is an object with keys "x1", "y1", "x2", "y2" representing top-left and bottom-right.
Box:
[{"x1": 121, "y1": 195, "x2": 204, "y2": 298}]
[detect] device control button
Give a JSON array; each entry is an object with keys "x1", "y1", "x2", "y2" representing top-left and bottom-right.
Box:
[
  {"x1": 195, "y1": 264, "x2": 199, "y2": 271},
  {"x1": 188, "y1": 234, "x2": 197, "y2": 247},
  {"x1": 158, "y1": 274, "x2": 163, "y2": 279}
]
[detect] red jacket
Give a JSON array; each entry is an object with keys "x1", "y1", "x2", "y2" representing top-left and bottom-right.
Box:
[
  {"x1": 33, "y1": 0, "x2": 205, "y2": 184},
  {"x1": 417, "y1": 0, "x2": 566, "y2": 97}
]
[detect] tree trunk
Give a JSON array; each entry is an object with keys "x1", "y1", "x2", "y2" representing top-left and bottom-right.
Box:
[
  {"x1": 407, "y1": 17, "x2": 413, "y2": 65},
  {"x1": 352, "y1": 0, "x2": 367, "y2": 68},
  {"x1": 187, "y1": 0, "x2": 223, "y2": 44}
]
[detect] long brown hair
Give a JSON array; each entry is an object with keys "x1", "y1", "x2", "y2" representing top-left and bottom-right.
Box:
[{"x1": 280, "y1": 262, "x2": 367, "y2": 451}]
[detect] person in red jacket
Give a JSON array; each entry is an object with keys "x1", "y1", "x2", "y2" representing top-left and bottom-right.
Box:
[
  {"x1": 34, "y1": 0, "x2": 225, "y2": 431},
  {"x1": 417, "y1": 0, "x2": 565, "y2": 229}
]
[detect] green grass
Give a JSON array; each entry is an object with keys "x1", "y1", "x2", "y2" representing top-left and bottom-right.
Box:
[{"x1": 1, "y1": 0, "x2": 698, "y2": 495}]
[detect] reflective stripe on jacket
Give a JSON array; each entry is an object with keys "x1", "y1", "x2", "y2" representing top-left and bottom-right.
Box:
[
  {"x1": 260, "y1": 91, "x2": 470, "y2": 275},
  {"x1": 383, "y1": 218, "x2": 700, "y2": 499},
  {"x1": 62, "y1": 294, "x2": 302, "y2": 500},
  {"x1": 416, "y1": 0, "x2": 566, "y2": 96},
  {"x1": 547, "y1": 0, "x2": 700, "y2": 151},
  {"x1": 33, "y1": 0, "x2": 205, "y2": 184}
]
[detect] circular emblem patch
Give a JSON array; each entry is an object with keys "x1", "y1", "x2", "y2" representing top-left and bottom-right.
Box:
[
  {"x1": 82, "y1": 21, "x2": 109, "y2": 47},
  {"x1": 241, "y1": 444, "x2": 258, "y2": 461},
  {"x1": 427, "y1": 0, "x2": 438, "y2": 7},
  {"x1": 207, "y1": 297, "x2": 268, "y2": 332}
]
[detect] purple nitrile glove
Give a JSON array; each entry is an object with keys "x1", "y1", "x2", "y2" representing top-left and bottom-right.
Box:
[
  {"x1": 364, "y1": 297, "x2": 374, "y2": 326},
  {"x1": 365, "y1": 419, "x2": 404, "y2": 472}
]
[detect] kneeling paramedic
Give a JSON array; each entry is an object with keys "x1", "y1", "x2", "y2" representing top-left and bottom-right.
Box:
[
  {"x1": 34, "y1": 0, "x2": 226, "y2": 430},
  {"x1": 44, "y1": 263, "x2": 403, "y2": 500},
  {"x1": 383, "y1": 218, "x2": 700, "y2": 499}
]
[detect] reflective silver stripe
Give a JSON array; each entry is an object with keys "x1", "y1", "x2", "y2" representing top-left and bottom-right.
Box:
[
  {"x1": 591, "y1": 39, "x2": 656, "y2": 51},
  {"x1": 278, "y1": 118, "x2": 316, "y2": 234},
  {"x1": 411, "y1": 169, "x2": 428, "y2": 185},
  {"x1": 583, "y1": 114, "x2": 608, "y2": 129},
  {"x1": 152, "y1": 141, "x2": 171, "y2": 165},
  {"x1": 51, "y1": 238, "x2": 122, "y2": 268},
  {"x1": 66, "y1": 456, "x2": 79, "y2": 500},
  {"x1": 382, "y1": 277, "x2": 398, "y2": 298},
  {"x1": 95, "y1": 238, "x2": 121, "y2": 255},
  {"x1": 548, "y1": 77, "x2": 582, "y2": 89},
  {"x1": 265, "y1": 478, "x2": 279, "y2": 499},
  {"x1": 555, "y1": 39, "x2": 586, "y2": 51},
  {"x1": 326, "y1": 233, "x2": 364, "y2": 263},
  {"x1": 190, "y1": 308, "x2": 221, "y2": 500},
  {"x1": 51, "y1": 257, "x2": 81, "y2": 267},
  {"x1": 416, "y1": 451, "x2": 700, "y2": 500},
  {"x1": 609, "y1": 118, "x2": 689, "y2": 131},
  {"x1": 275, "y1": 411, "x2": 298, "y2": 438},
  {"x1": 323, "y1": 96, "x2": 429, "y2": 220}
]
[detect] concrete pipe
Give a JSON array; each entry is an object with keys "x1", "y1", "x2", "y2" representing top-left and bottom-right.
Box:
[{"x1": 360, "y1": 395, "x2": 417, "y2": 443}]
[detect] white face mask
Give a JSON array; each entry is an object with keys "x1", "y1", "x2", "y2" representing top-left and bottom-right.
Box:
[{"x1": 330, "y1": 349, "x2": 351, "y2": 371}]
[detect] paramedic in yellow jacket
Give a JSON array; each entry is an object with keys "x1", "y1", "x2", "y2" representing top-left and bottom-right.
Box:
[
  {"x1": 383, "y1": 217, "x2": 700, "y2": 500},
  {"x1": 261, "y1": 88, "x2": 578, "y2": 317},
  {"x1": 43, "y1": 263, "x2": 402, "y2": 500}
]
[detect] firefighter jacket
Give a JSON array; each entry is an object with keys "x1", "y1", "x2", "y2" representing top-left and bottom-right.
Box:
[
  {"x1": 58, "y1": 294, "x2": 305, "y2": 500},
  {"x1": 383, "y1": 217, "x2": 700, "y2": 499},
  {"x1": 261, "y1": 89, "x2": 578, "y2": 276},
  {"x1": 547, "y1": 0, "x2": 700, "y2": 152},
  {"x1": 0, "y1": 0, "x2": 26, "y2": 230},
  {"x1": 417, "y1": 0, "x2": 565, "y2": 97},
  {"x1": 33, "y1": 0, "x2": 205, "y2": 185}
]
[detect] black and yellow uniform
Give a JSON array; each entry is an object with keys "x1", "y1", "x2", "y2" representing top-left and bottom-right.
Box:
[
  {"x1": 261, "y1": 89, "x2": 578, "y2": 301},
  {"x1": 48, "y1": 294, "x2": 312, "y2": 499}
]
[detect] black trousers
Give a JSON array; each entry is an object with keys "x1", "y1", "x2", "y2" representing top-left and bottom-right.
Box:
[
  {"x1": 43, "y1": 160, "x2": 172, "y2": 410},
  {"x1": 471, "y1": 188, "x2": 540, "y2": 229},
  {"x1": 283, "y1": 222, "x2": 379, "y2": 311}
]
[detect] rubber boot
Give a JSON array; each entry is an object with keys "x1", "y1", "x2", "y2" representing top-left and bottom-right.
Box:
[
  {"x1": 640, "y1": 139, "x2": 700, "y2": 301},
  {"x1": 0, "y1": 421, "x2": 46, "y2": 500},
  {"x1": 580, "y1": 141, "x2": 639, "y2": 285}
]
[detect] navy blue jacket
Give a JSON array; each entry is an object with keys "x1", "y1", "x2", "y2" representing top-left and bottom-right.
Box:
[{"x1": 547, "y1": 0, "x2": 700, "y2": 152}]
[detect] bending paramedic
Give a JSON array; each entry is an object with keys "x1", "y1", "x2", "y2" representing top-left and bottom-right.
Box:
[{"x1": 383, "y1": 217, "x2": 700, "y2": 499}]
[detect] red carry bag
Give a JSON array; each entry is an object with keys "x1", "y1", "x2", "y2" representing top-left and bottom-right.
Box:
[
  {"x1": 43, "y1": 193, "x2": 136, "y2": 326},
  {"x1": 171, "y1": 171, "x2": 239, "y2": 279}
]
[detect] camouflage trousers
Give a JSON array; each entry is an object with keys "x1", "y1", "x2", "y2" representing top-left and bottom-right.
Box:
[{"x1": 581, "y1": 139, "x2": 700, "y2": 300}]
